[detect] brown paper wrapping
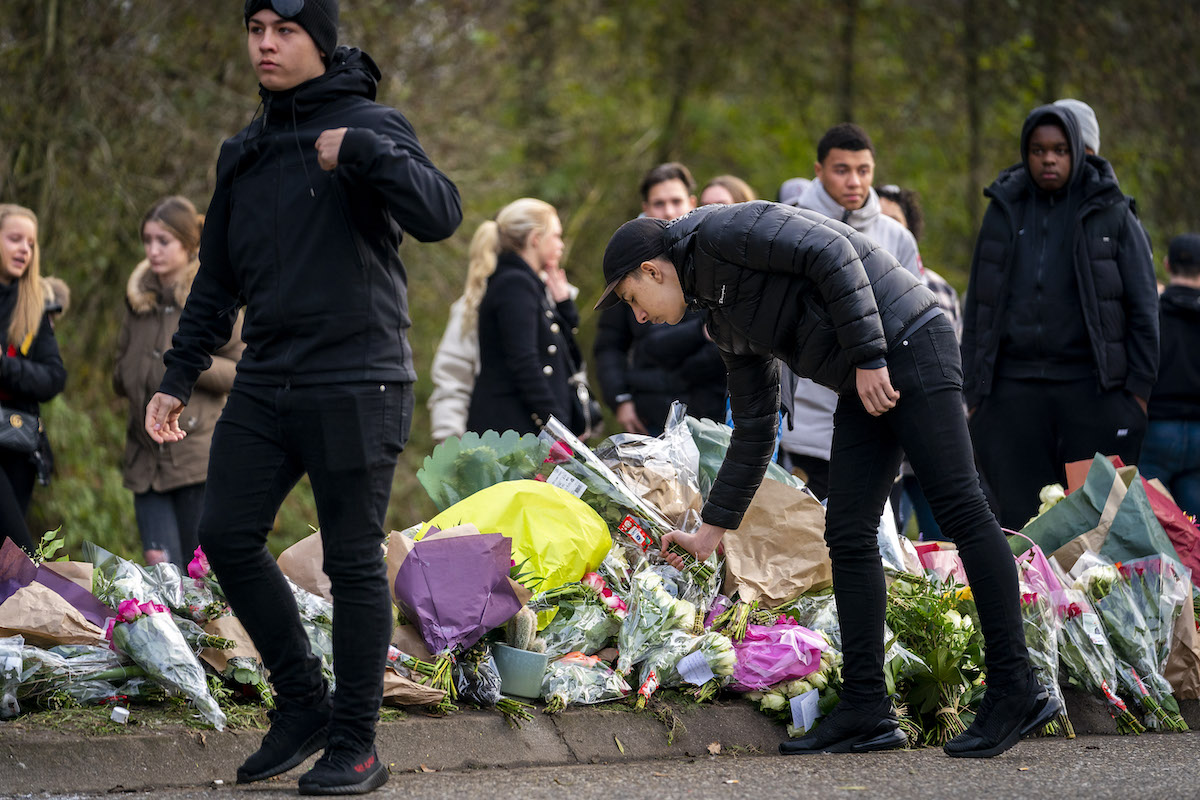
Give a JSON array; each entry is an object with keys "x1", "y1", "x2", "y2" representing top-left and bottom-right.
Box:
[
  {"x1": 199, "y1": 614, "x2": 262, "y2": 675},
  {"x1": 41, "y1": 561, "x2": 94, "y2": 593},
  {"x1": 276, "y1": 531, "x2": 333, "y2": 602},
  {"x1": 1165, "y1": 584, "x2": 1200, "y2": 700},
  {"x1": 722, "y1": 478, "x2": 832, "y2": 608},
  {"x1": 0, "y1": 583, "x2": 106, "y2": 647},
  {"x1": 613, "y1": 461, "x2": 702, "y2": 529},
  {"x1": 382, "y1": 669, "x2": 446, "y2": 706}
]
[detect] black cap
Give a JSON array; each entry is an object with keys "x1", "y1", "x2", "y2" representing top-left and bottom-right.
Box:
[
  {"x1": 1168, "y1": 233, "x2": 1200, "y2": 269},
  {"x1": 245, "y1": 0, "x2": 339, "y2": 66},
  {"x1": 594, "y1": 217, "x2": 669, "y2": 311}
]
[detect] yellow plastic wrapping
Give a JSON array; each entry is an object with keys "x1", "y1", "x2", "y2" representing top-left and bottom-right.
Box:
[{"x1": 416, "y1": 480, "x2": 612, "y2": 619}]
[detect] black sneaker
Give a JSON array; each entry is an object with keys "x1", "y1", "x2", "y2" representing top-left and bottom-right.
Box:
[
  {"x1": 944, "y1": 676, "x2": 1049, "y2": 758},
  {"x1": 236, "y1": 694, "x2": 332, "y2": 784},
  {"x1": 298, "y1": 745, "x2": 388, "y2": 796},
  {"x1": 779, "y1": 699, "x2": 907, "y2": 755}
]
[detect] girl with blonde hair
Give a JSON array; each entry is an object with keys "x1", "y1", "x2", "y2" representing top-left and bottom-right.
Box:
[
  {"x1": 0, "y1": 204, "x2": 67, "y2": 553},
  {"x1": 113, "y1": 196, "x2": 243, "y2": 567},
  {"x1": 456, "y1": 198, "x2": 591, "y2": 436}
]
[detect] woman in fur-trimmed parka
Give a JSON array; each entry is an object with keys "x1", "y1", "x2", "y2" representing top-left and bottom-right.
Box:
[{"x1": 114, "y1": 197, "x2": 243, "y2": 568}]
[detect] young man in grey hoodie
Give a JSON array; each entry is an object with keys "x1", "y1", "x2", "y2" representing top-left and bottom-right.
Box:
[{"x1": 780, "y1": 123, "x2": 922, "y2": 499}]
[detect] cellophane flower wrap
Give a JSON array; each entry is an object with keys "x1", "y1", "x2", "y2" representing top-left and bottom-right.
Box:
[
  {"x1": 540, "y1": 652, "x2": 631, "y2": 713},
  {"x1": 775, "y1": 589, "x2": 842, "y2": 650},
  {"x1": 1072, "y1": 553, "x2": 1187, "y2": 730},
  {"x1": 416, "y1": 430, "x2": 549, "y2": 512},
  {"x1": 538, "y1": 599, "x2": 620, "y2": 658},
  {"x1": 287, "y1": 577, "x2": 335, "y2": 686},
  {"x1": 1119, "y1": 556, "x2": 1191, "y2": 680},
  {"x1": 1015, "y1": 543, "x2": 1074, "y2": 737},
  {"x1": 1051, "y1": 569, "x2": 1144, "y2": 735},
  {"x1": 9, "y1": 642, "x2": 148, "y2": 714},
  {"x1": 616, "y1": 568, "x2": 698, "y2": 675},
  {"x1": 729, "y1": 621, "x2": 828, "y2": 691},
  {"x1": 634, "y1": 630, "x2": 699, "y2": 707},
  {"x1": 106, "y1": 599, "x2": 226, "y2": 730},
  {"x1": 535, "y1": 416, "x2": 718, "y2": 588}
]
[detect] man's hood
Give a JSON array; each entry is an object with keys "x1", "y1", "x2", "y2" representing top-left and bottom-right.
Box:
[
  {"x1": 1020, "y1": 104, "x2": 1086, "y2": 195},
  {"x1": 798, "y1": 178, "x2": 881, "y2": 226},
  {"x1": 258, "y1": 46, "x2": 381, "y2": 122},
  {"x1": 1161, "y1": 284, "x2": 1200, "y2": 318}
]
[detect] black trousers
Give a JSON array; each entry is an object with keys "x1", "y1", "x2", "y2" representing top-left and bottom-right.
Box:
[
  {"x1": 970, "y1": 376, "x2": 1147, "y2": 531},
  {"x1": 198, "y1": 381, "x2": 412, "y2": 752},
  {"x1": 825, "y1": 316, "x2": 1028, "y2": 706},
  {"x1": 0, "y1": 450, "x2": 35, "y2": 553}
]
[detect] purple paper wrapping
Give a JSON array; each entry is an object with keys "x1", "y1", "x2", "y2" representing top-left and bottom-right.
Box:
[
  {"x1": 729, "y1": 622, "x2": 828, "y2": 691},
  {"x1": 0, "y1": 539, "x2": 112, "y2": 627},
  {"x1": 392, "y1": 532, "x2": 524, "y2": 656}
]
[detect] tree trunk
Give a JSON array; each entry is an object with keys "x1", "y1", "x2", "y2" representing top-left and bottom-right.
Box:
[
  {"x1": 837, "y1": 0, "x2": 859, "y2": 123},
  {"x1": 963, "y1": 0, "x2": 982, "y2": 225}
]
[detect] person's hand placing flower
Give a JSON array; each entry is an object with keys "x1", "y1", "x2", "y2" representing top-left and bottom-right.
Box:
[{"x1": 660, "y1": 522, "x2": 726, "y2": 569}]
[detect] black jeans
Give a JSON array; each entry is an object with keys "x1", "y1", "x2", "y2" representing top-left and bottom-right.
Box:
[
  {"x1": 0, "y1": 449, "x2": 36, "y2": 553},
  {"x1": 134, "y1": 484, "x2": 206, "y2": 568},
  {"x1": 198, "y1": 381, "x2": 412, "y2": 752},
  {"x1": 826, "y1": 316, "x2": 1028, "y2": 707},
  {"x1": 970, "y1": 376, "x2": 1147, "y2": 530}
]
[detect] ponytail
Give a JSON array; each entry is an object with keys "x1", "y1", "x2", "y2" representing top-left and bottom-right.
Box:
[{"x1": 461, "y1": 220, "x2": 500, "y2": 337}]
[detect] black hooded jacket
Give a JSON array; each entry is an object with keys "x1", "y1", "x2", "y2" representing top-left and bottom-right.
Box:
[
  {"x1": 962, "y1": 105, "x2": 1158, "y2": 408},
  {"x1": 665, "y1": 201, "x2": 937, "y2": 529},
  {"x1": 160, "y1": 47, "x2": 462, "y2": 402},
  {"x1": 1149, "y1": 285, "x2": 1200, "y2": 421}
]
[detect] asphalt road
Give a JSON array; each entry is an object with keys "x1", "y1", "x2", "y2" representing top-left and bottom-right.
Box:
[{"x1": 18, "y1": 733, "x2": 1200, "y2": 800}]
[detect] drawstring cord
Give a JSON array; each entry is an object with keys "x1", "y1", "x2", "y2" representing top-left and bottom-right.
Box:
[{"x1": 292, "y1": 95, "x2": 316, "y2": 198}]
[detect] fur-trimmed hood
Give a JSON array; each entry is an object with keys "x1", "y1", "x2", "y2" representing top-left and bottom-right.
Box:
[{"x1": 126, "y1": 259, "x2": 199, "y2": 314}]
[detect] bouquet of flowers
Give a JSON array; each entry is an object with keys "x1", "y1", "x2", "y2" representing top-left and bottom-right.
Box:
[
  {"x1": 541, "y1": 652, "x2": 631, "y2": 713},
  {"x1": 775, "y1": 589, "x2": 841, "y2": 650},
  {"x1": 1120, "y1": 556, "x2": 1191, "y2": 679},
  {"x1": 747, "y1": 647, "x2": 842, "y2": 737},
  {"x1": 729, "y1": 622, "x2": 831, "y2": 692},
  {"x1": 392, "y1": 531, "x2": 526, "y2": 699},
  {"x1": 687, "y1": 631, "x2": 738, "y2": 702},
  {"x1": 538, "y1": 599, "x2": 621, "y2": 658},
  {"x1": 287, "y1": 578, "x2": 335, "y2": 686},
  {"x1": 616, "y1": 568, "x2": 699, "y2": 675},
  {"x1": 1055, "y1": 583, "x2": 1145, "y2": 734},
  {"x1": 536, "y1": 417, "x2": 717, "y2": 586},
  {"x1": 884, "y1": 574, "x2": 985, "y2": 746},
  {"x1": 1073, "y1": 554, "x2": 1187, "y2": 731},
  {"x1": 105, "y1": 599, "x2": 226, "y2": 730},
  {"x1": 634, "y1": 630, "x2": 700, "y2": 708},
  {"x1": 453, "y1": 644, "x2": 533, "y2": 726},
  {"x1": 1017, "y1": 584, "x2": 1074, "y2": 737}
]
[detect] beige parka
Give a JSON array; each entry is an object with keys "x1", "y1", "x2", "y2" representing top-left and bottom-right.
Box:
[{"x1": 113, "y1": 259, "x2": 244, "y2": 493}]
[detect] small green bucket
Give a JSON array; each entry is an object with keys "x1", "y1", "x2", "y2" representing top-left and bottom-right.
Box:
[{"x1": 492, "y1": 643, "x2": 549, "y2": 699}]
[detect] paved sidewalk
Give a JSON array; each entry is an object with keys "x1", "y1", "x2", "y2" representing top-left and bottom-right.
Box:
[{"x1": 1, "y1": 692, "x2": 1196, "y2": 795}]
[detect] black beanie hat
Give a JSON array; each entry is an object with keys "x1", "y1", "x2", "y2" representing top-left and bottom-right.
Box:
[{"x1": 245, "y1": 0, "x2": 339, "y2": 66}]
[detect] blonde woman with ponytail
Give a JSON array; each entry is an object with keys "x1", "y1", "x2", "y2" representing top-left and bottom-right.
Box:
[
  {"x1": 451, "y1": 198, "x2": 589, "y2": 437},
  {"x1": 0, "y1": 204, "x2": 66, "y2": 554},
  {"x1": 113, "y1": 197, "x2": 243, "y2": 567}
]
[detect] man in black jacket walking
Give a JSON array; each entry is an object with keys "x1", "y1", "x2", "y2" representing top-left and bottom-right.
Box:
[
  {"x1": 596, "y1": 201, "x2": 1056, "y2": 759},
  {"x1": 962, "y1": 105, "x2": 1158, "y2": 530},
  {"x1": 145, "y1": 1, "x2": 461, "y2": 794}
]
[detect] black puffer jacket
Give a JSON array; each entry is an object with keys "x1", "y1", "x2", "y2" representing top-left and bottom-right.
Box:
[
  {"x1": 161, "y1": 47, "x2": 462, "y2": 402},
  {"x1": 962, "y1": 105, "x2": 1158, "y2": 409},
  {"x1": 0, "y1": 282, "x2": 66, "y2": 416},
  {"x1": 667, "y1": 201, "x2": 937, "y2": 529}
]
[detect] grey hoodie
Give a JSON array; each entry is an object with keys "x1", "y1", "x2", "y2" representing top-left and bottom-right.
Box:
[{"x1": 782, "y1": 179, "x2": 924, "y2": 460}]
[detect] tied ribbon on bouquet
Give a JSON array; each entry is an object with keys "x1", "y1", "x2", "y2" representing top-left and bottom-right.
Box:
[{"x1": 391, "y1": 526, "x2": 528, "y2": 698}]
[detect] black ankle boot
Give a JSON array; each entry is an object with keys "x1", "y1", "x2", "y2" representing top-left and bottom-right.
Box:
[
  {"x1": 298, "y1": 744, "x2": 388, "y2": 795},
  {"x1": 944, "y1": 675, "x2": 1056, "y2": 758},
  {"x1": 780, "y1": 699, "x2": 907, "y2": 755},
  {"x1": 236, "y1": 690, "x2": 332, "y2": 784}
]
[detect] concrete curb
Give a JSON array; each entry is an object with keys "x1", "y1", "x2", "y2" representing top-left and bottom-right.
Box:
[{"x1": 2, "y1": 693, "x2": 1197, "y2": 794}]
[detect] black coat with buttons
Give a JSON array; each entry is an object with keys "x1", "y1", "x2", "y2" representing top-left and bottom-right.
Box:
[{"x1": 467, "y1": 251, "x2": 585, "y2": 436}]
